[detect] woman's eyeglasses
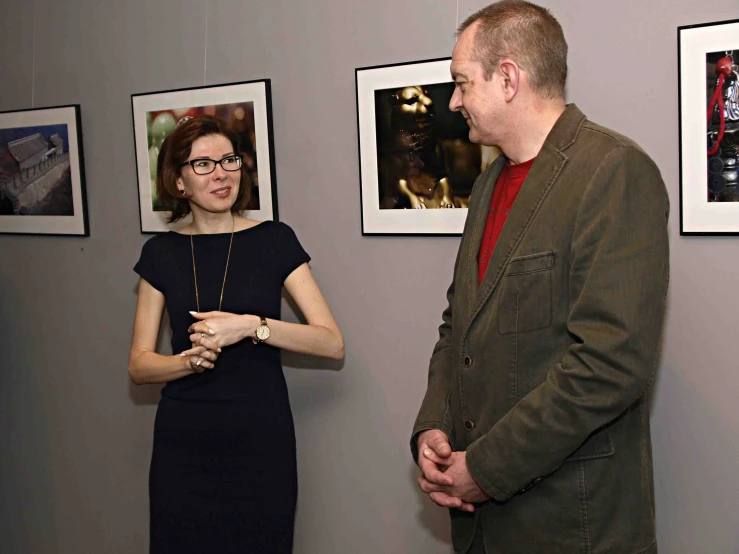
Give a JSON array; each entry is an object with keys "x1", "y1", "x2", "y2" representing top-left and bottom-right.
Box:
[{"x1": 181, "y1": 155, "x2": 242, "y2": 175}]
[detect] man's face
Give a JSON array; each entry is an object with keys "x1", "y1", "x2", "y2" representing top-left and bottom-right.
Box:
[{"x1": 449, "y1": 23, "x2": 505, "y2": 146}]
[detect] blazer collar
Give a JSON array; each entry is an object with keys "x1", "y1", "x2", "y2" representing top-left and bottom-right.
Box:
[
  {"x1": 545, "y1": 103, "x2": 587, "y2": 152},
  {"x1": 461, "y1": 104, "x2": 587, "y2": 332}
]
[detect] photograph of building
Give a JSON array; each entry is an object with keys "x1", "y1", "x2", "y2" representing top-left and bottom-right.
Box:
[{"x1": 0, "y1": 124, "x2": 73, "y2": 215}]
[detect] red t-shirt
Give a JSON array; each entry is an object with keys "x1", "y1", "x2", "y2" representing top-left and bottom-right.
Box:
[{"x1": 478, "y1": 158, "x2": 535, "y2": 283}]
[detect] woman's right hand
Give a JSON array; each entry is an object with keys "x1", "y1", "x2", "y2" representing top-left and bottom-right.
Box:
[{"x1": 179, "y1": 344, "x2": 219, "y2": 372}]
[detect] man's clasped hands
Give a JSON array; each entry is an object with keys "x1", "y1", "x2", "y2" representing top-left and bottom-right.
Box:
[{"x1": 416, "y1": 429, "x2": 490, "y2": 512}]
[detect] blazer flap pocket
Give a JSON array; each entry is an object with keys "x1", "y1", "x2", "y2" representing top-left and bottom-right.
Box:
[
  {"x1": 565, "y1": 427, "x2": 615, "y2": 463},
  {"x1": 505, "y1": 251, "x2": 555, "y2": 275}
]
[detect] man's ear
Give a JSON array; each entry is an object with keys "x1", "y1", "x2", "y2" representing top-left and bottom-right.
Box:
[{"x1": 498, "y1": 59, "x2": 521, "y2": 102}]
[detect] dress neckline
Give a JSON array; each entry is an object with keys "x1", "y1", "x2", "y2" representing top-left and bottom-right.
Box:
[{"x1": 169, "y1": 220, "x2": 271, "y2": 237}]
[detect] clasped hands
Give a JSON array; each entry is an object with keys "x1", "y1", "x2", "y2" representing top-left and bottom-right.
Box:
[
  {"x1": 179, "y1": 311, "x2": 260, "y2": 373},
  {"x1": 416, "y1": 429, "x2": 490, "y2": 513}
]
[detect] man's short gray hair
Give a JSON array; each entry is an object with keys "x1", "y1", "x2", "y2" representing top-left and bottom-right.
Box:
[{"x1": 458, "y1": 0, "x2": 568, "y2": 99}]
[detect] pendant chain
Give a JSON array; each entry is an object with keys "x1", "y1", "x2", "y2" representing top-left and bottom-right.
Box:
[{"x1": 190, "y1": 215, "x2": 235, "y2": 313}]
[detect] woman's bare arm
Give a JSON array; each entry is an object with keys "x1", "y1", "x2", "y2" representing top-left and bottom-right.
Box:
[{"x1": 128, "y1": 278, "x2": 217, "y2": 385}]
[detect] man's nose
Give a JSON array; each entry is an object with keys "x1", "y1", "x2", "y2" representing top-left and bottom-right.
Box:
[{"x1": 449, "y1": 88, "x2": 462, "y2": 112}]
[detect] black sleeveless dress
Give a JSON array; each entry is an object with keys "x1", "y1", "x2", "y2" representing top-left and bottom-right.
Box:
[{"x1": 134, "y1": 221, "x2": 310, "y2": 554}]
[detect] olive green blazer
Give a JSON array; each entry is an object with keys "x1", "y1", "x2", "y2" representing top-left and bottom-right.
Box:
[{"x1": 412, "y1": 105, "x2": 669, "y2": 554}]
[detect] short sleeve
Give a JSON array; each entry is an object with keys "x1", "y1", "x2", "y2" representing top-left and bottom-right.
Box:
[
  {"x1": 134, "y1": 236, "x2": 166, "y2": 293},
  {"x1": 278, "y1": 223, "x2": 311, "y2": 282}
]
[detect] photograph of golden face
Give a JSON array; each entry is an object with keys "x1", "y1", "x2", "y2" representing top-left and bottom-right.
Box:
[
  {"x1": 373, "y1": 83, "x2": 497, "y2": 210},
  {"x1": 145, "y1": 101, "x2": 260, "y2": 211}
]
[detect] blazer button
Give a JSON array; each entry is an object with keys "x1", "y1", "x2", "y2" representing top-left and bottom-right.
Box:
[
  {"x1": 463, "y1": 356, "x2": 473, "y2": 367},
  {"x1": 464, "y1": 419, "x2": 475, "y2": 431}
]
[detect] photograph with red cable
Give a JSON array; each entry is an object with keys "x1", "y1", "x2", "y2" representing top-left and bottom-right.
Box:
[{"x1": 706, "y1": 50, "x2": 739, "y2": 202}]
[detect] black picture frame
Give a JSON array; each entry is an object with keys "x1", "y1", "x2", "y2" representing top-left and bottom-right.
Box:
[
  {"x1": 355, "y1": 58, "x2": 499, "y2": 236},
  {"x1": 678, "y1": 18, "x2": 739, "y2": 235},
  {"x1": 131, "y1": 79, "x2": 278, "y2": 233},
  {"x1": 0, "y1": 104, "x2": 89, "y2": 236}
]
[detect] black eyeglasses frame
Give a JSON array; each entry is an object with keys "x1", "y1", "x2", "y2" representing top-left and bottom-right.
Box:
[{"x1": 180, "y1": 155, "x2": 243, "y2": 175}]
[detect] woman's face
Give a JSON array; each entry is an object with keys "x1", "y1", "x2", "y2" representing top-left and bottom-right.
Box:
[{"x1": 177, "y1": 134, "x2": 240, "y2": 215}]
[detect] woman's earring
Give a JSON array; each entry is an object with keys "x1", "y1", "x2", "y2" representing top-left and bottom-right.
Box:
[{"x1": 179, "y1": 189, "x2": 186, "y2": 195}]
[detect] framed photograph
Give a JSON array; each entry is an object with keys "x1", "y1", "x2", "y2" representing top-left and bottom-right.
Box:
[
  {"x1": 132, "y1": 79, "x2": 278, "y2": 233},
  {"x1": 0, "y1": 105, "x2": 88, "y2": 235},
  {"x1": 356, "y1": 58, "x2": 499, "y2": 236},
  {"x1": 678, "y1": 18, "x2": 739, "y2": 235}
]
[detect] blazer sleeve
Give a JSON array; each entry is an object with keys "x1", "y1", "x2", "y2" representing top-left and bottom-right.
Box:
[
  {"x1": 465, "y1": 146, "x2": 670, "y2": 501},
  {"x1": 409, "y1": 249, "x2": 459, "y2": 462},
  {"x1": 409, "y1": 159, "x2": 502, "y2": 463}
]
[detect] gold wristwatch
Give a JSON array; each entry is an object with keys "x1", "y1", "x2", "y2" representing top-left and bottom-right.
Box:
[{"x1": 253, "y1": 317, "x2": 270, "y2": 344}]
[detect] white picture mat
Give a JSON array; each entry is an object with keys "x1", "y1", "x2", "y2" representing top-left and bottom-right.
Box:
[
  {"x1": 0, "y1": 106, "x2": 86, "y2": 235},
  {"x1": 132, "y1": 81, "x2": 275, "y2": 233},
  {"x1": 357, "y1": 60, "x2": 468, "y2": 234},
  {"x1": 680, "y1": 21, "x2": 739, "y2": 233}
]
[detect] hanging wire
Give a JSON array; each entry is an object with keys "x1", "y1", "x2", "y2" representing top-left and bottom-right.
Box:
[
  {"x1": 31, "y1": 0, "x2": 37, "y2": 107},
  {"x1": 203, "y1": 1, "x2": 209, "y2": 86}
]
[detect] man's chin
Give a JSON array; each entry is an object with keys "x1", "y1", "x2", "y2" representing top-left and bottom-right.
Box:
[{"x1": 468, "y1": 128, "x2": 497, "y2": 147}]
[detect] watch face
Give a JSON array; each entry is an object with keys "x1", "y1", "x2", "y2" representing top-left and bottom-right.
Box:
[{"x1": 256, "y1": 325, "x2": 270, "y2": 341}]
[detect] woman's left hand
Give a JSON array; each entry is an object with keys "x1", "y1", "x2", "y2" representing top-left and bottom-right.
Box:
[{"x1": 187, "y1": 311, "x2": 259, "y2": 350}]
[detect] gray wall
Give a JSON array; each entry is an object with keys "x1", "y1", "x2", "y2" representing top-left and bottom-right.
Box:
[{"x1": 1, "y1": 0, "x2": 737, "y2": 552}]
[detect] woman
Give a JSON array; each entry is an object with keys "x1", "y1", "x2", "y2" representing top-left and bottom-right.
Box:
[{"x1": 129, "y1": 115, "x2": 344, "y2": 553}]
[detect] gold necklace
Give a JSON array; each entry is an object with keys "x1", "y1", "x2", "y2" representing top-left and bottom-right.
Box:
[{"x1": 190, "y1": 215, "x2": 235, "y2": 312}]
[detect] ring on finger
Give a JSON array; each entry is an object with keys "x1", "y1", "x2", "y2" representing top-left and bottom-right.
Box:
[{"x1": 200, "y1": 333, "x2": 205, "y2": 338}]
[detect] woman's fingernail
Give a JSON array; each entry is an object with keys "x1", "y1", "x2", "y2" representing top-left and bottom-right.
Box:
[
  {"x1": 217, "y1": 348, "x2": 222, "y2": 353},
  {"x1": 208, "y1": 329, "x2": 215, "y2": 335},
  {"x1": 180, "y1": 352, "x2": 186, "y2": 357},
  {"x1": 189, "y1": 311, "x2": 197, "y2": 315}
]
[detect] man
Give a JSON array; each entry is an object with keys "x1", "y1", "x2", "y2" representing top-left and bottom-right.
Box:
[{"x1": 411, "y1": 2, "x2": 669, "y2": 553}]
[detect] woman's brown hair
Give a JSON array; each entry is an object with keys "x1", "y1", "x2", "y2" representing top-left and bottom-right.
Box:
[{"x1": 156, "y1": 115, "x2": 252, "y2": 223}]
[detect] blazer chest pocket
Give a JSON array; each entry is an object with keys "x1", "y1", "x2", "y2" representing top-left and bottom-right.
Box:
[
  {"x1": 497, "y1": 251, "x2": 554, "y2": 335},
  {"x1": 565, "y1": 427, "x2": 615, "y2": 462}
]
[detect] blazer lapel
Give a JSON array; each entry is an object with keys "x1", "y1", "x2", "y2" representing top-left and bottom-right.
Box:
[
  {"x1": 476, "y1": 148, "x2": 566, "y2": 304},
  {"x1": 461, "y1": 156, "x2": 506, "y2": 310},
  {"x1": 462, "y1": 104, "x2": 587, "y2": 336}
]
